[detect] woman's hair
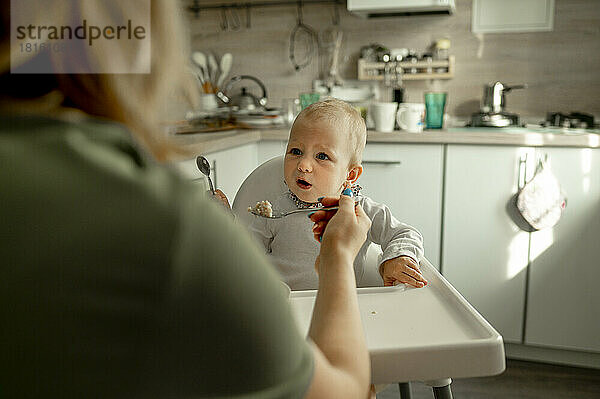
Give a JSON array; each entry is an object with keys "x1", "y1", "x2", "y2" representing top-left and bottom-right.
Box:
[
  {"x1": 293, "y1": 98, "x2": 367, "y2": 166},
  {"x1": 0, "y1": 0, "x2": 198, "y2": 161}
]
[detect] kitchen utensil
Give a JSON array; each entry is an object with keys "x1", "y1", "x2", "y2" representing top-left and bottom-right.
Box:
[
  {"x1": 196, "y1": 156, "x2": 215, "y2": 194},
  {"x1": 250, "y1": 205, "x2": 340, "y2": 219},
  {"x1": 370, "y1": 102, "x2": 398, "y2": 132},
  {"x1": 470, "y1": 112, "x2": 518, "y2": 128},
  {"x1": 393, "y1": 87, "x2": 405, "y2": 103},
  {"x1": 323, "y1": 29, "x2": 344, "y2": 89},
  {"x1": 216, "y1": 75, "x2": 268, "y2": 111},
  {"x1": 424, "y1": 92, "x2": 447, "y2": 129},
  {"x1": 289, "y1": 2, "x2": 317, "y2": 71},
  {"x1": 482, "y1": 82, "x2": 526, "y2": 114},
  {"x1": 217, "y1": 53, "x2": 232, "y2": 89},
  {"x1": 470, "y1": 82, "x2": 526, "y2": 127},
  {"x1": 192, "y1": 51, "x2": 208, "y2": 79},
  {"x1": 397, "y1": 103, "x2": 425, "y2": 133},
  {"x1": 220, "y1": 7, "x2": 240, "y2": 31},
  {"x1": 207, "y1": 53, "x2": 219, "y2": 86},
  {"x1": 234, "y1": 113, "x2": 284, "y2": 127}
]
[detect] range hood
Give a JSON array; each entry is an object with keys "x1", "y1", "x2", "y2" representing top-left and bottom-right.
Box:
[{"x1": 347, "y1": 0, "x2": 456, "y2": 18}]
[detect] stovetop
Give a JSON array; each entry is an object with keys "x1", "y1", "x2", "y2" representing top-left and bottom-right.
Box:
[{"x1": 543, "y1": 112, "x2": 596, "y2": 129}]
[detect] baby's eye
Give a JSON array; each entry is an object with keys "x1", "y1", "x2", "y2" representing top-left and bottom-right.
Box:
[
  {"x1": 316, "y1": 152, "x2": 330, "y2": 161},
  {"x1": 289, "y1": 148, "x2": 302, "y2": 156}
]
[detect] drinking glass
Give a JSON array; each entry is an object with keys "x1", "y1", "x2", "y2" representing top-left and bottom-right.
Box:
[
  {"x1": 424, "y1": 92, "x2": 447, "y2": 129},
  {"x1": 299, "y1": 92, "x2": 320, "y2": 110},
  {"x1": 281, "y1": 98, "x2": 300, "y2": 126}
]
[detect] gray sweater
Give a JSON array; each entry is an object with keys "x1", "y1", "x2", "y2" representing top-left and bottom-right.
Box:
[{"x1": 249, "y1": 190, "x2": 424, "y2": 290}]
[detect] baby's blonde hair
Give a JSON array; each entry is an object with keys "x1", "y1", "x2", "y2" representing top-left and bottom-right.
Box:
[{"x1": 293, "y1": 98, "x2": 367, "y2": 166}]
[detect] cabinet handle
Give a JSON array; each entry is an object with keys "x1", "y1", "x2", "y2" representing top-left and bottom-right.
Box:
[
  {"x1": 517, "y1": 154, "x2": 527, "y2": 189},
  {"x1": 362, "y1": 160, "x2": 402, "y2": 166}
]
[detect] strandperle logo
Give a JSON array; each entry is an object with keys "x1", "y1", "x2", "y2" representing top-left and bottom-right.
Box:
[
  {"x1": 11, "y1": 0, "x2": 151, "y2": 74},
  {"x1": 15, "y1": 19, "x2": 147, "y2": 47}
]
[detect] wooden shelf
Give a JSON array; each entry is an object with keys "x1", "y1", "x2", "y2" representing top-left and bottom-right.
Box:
[{"x1": 358, "y1": 55, "x2": 455, "y2": 81}]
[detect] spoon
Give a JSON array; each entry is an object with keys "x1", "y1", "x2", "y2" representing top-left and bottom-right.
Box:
[
  {"x1": 192, "y1": 51, "x2": 208, "y2": 83},
  {"x1": 250, "y1": 205, "x2": 340, "y2": 219},
  {"x1": 217, "y1": 53, "x2": 232, "y2": 89},
  {"x1": 196, "y1": 156, "x2": 215, "y2": 194},
  {"x1": 207, "y1": 52, "x2": 219, "y2": 86}
]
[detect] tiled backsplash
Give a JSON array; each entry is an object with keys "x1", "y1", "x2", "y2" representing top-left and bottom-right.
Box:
[{"x1": 187, "y1": 0, "x2": 600, "y2": 121}]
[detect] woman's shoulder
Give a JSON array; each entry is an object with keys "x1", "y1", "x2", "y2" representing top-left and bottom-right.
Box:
[{"x1": 1, "y1": 113, "x2": 194, "y2": 233}]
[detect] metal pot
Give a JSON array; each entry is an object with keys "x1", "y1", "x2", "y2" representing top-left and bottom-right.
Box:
[{"x1": 216, "y1": 75, "x2": 268, "y2": 112}]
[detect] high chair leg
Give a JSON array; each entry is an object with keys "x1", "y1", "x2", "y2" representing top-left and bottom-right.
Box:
[{"x1": 399, "y1": 382, "x2": 412, "y2": 398}]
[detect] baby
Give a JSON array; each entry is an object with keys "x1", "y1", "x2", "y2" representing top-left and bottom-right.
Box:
[{"x1": 248, "y1": 98, "x2": 427, "y2": 290}]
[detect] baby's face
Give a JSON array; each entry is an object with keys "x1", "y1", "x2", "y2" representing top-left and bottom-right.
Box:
[{"x1": 284, "y1": 117, "x2": 354, "y2": 203}]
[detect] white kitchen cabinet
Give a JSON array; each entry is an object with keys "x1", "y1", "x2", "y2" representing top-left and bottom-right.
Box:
[
  {"x1": 204, "y1": 143, "x2": 258, "y2": 201},
  {"x1": 472, "y1": 0, "x2": 554, "y2": 33},
  {"x1": 525, "y1": 148, "x2": 600, "y2": 352},
  {"x1": 172, "y1": 143, "x2": 259, "y2": 201},
  {"x1": 173, "y1": 140, "x2": 286, "y2": 202},
  {"x1": 442, "y1": 145, "x2": 533, "y2": 343},
  {"x1": 359, "y1": 144, "x2": 444, "y2": 269}
]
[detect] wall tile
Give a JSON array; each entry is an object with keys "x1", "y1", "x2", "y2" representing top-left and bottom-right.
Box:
[{"x1": 187, "y1": 0, "x2": 600, "y2": 121}]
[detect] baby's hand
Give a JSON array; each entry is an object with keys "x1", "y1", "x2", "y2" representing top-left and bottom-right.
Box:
[
  {"x1": 210, "y1": 189, "x2": 231, "y2": 210},
  {"x1": 380, "y1": 256, "x2": 427, "y2": 288}
]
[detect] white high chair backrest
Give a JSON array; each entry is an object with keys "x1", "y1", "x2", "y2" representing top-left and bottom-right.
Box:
[
  {"x1": 232, "y1": 155, "x2": 384, "y2": 287},
  {"x1": 232, "y1": 156, "x2": 286, "y2": 227}
]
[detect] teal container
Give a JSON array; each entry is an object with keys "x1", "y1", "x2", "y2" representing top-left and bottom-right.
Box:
[
  {"x1": 424, "y1": 92, "x2": 447, "y2": 129},
  {"x1": 299, "y1": 92, "x2": 321, "y2": 110}
]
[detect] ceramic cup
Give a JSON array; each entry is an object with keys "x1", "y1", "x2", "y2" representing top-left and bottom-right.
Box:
[
  {"x1": 370, "y1": 102, "x2": 399, "y2": 132},
  {"x1": 396, "y1": 103, "x2": 425, "y2": 133},
  {"x1": 199, "y1": 93, "x2": 219, "y2": 111}
]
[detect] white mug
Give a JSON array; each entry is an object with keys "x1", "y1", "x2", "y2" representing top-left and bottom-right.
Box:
[
  {"x1": 397, "y1": 103, "x2": 425, "y2": 133},
  {"x1": 370, "y1": 102, "x2": 399, "y2": 132}
]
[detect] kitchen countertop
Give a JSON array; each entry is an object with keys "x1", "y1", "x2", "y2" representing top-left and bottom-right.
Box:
[{"x1": 169, "y1": 126, "x2": 600, "y2": 160}]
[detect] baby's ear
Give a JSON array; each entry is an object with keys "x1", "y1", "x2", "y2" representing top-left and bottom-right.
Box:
[{"x1": 347, "y1": 164, "x2": 363, "y2": 184}]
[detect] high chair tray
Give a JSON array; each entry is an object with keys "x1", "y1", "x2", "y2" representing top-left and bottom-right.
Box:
[{"x1": 289, "y1": 258, "x2": 506, "y2": 384}]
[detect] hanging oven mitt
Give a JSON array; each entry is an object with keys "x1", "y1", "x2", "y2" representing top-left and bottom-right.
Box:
[{"x1": 514, "y1": 156, "x2": 567, "y2": 231}]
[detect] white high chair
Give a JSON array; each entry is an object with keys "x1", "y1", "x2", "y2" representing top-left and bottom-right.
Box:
[
  {"x1": 233, "y1": 157, "x2": 488, "y2": 398},
  {"x1": 232, "y1": 156, "x2": 384, "y2": 287}
]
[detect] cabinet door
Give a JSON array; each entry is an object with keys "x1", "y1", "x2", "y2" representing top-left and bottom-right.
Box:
[
  {"x1": 472, "y1": 0, "x2": 554, "y2": 33},
  {"x1": 257, "y1": 140, "x2": 286, "y2": 166},
  {"x1": 525, "y1": 148, "x2": 600, "y2": 352},
  {"x1": 359, "y1": 144, "x2": 443, "y2": 268},
  {"x1": 205, "y1": 143, "x2": 258, "y2": 201},
  {"x1": 443, "y1": 145, "x2": 533, "y2": 342}
]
